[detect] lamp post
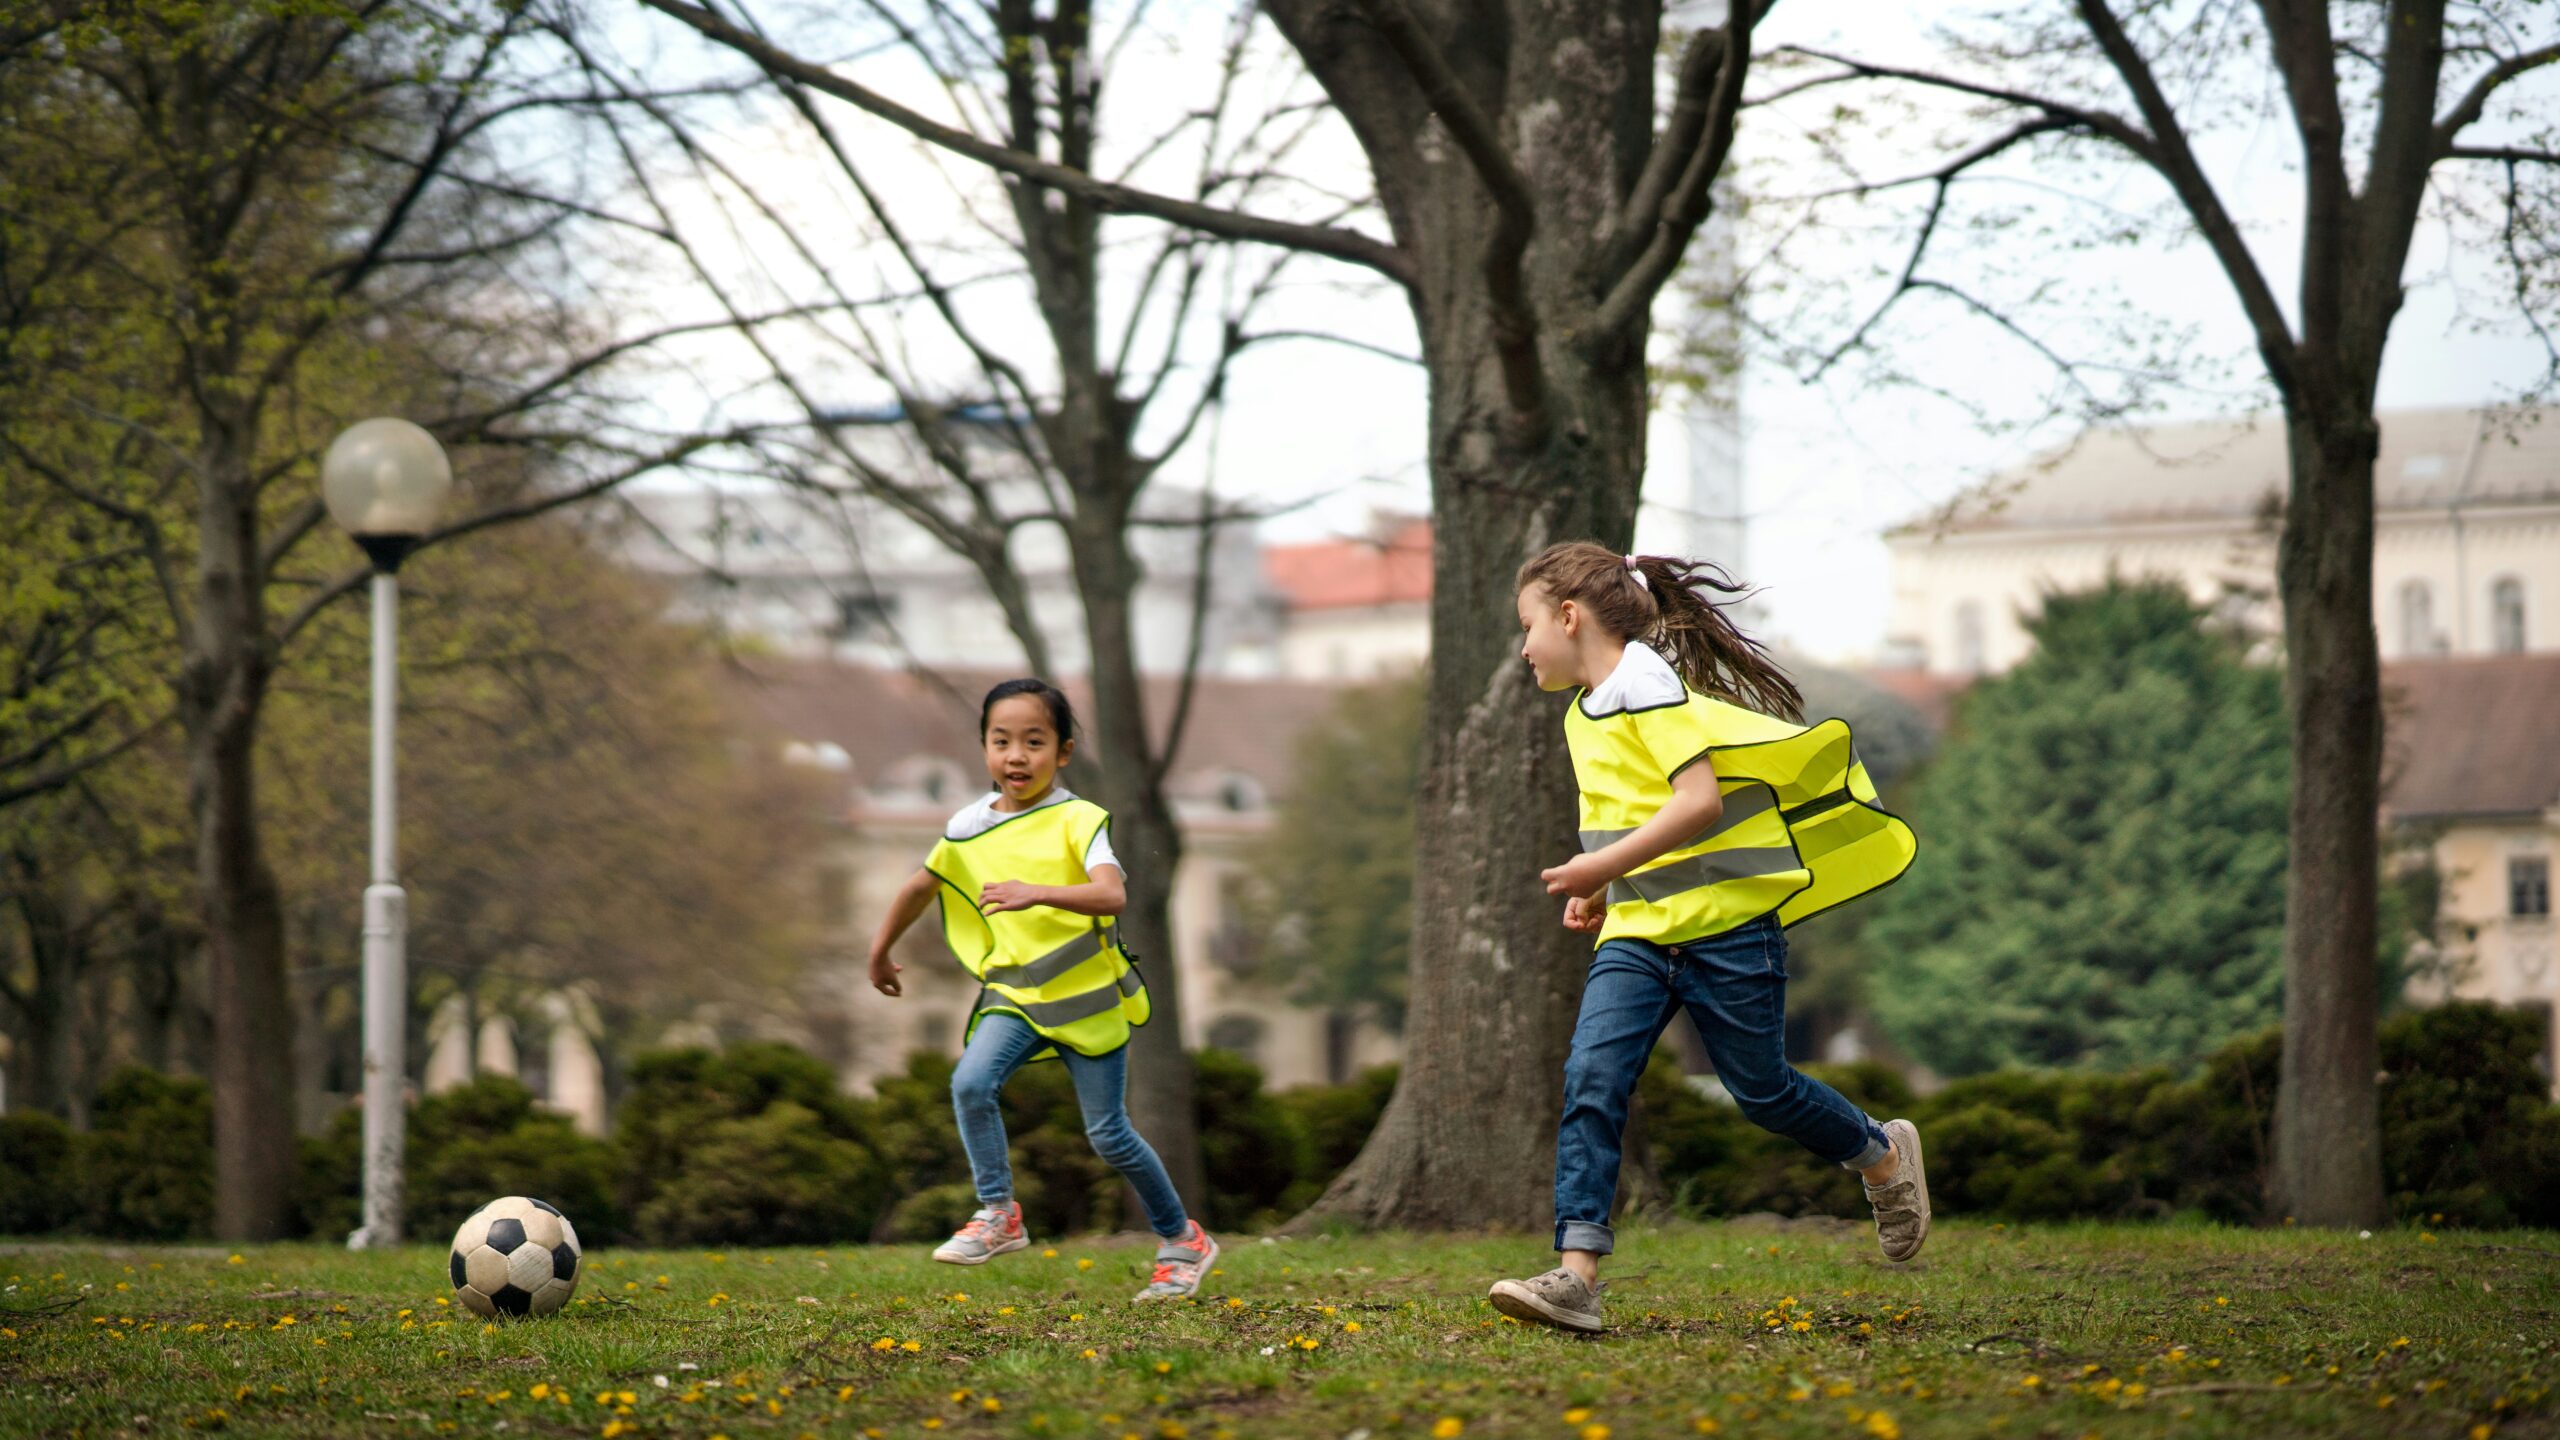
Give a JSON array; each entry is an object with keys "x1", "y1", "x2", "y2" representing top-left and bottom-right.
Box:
[{"x1": 321, "y1": 418, "x2": 452, "y2": 1250}]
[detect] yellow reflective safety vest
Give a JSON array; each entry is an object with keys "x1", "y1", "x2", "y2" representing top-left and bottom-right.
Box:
[
  {"x1": 1565, "y1": 684, "x2": 1916, "y2": 945},
  {"x1": 924, "y1": 795, "x2": 1149, "y2": 1060}
]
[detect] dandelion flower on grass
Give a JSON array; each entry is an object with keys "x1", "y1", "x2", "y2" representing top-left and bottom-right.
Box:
[{"x1": 1432, "y1": 1420, "x2": 1464, "y2": 1438}]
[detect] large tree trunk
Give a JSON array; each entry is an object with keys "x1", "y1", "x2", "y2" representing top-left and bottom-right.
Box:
[
  {"x1": 1279, "y1": 0, "x2": 1660, "y2": 1230},
  {"x1": 2269, "y1": 402, "x2": 2387, "y2": 1227},
  {"x1": 181, "y1": 424, "x2": 300, "y2": 1241},
  {"x1": 1066, "y1": 504, "x2": 1207, "y2": 1215}
]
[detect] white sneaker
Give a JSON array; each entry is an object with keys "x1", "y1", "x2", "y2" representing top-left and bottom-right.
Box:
[
  {"x1": 1132, "y1": 1220, "x2": 1217, "y2": 1301},
  {"x1": 932, "y1": 1200, "x2": 1029, "y2": 1265}
]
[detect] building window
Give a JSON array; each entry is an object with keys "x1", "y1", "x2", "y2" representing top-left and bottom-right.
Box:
[
  {"x1": 1209, "y1": 871, "x2": 1261, "y2": 975},
  {"x1": 2513, "y1": 856, "x2": 2552, "y2": 919},
  {"x1": 815, "y1": 864, "x2": 853, "y2": 929},
  {"x1": 1952, "y1": 601, "x2": 1986, "y2": 674},
  {"x1": 1205, "y1": 1014, "x2": 1266, "y2": 1069},
  {"x1": 2491, "y1": 576, "x2": 2527, "y2": 653},
  {"x1": 2397, "y1": 580, "x2": 2436, "y2": 656},
  {"x1": 833, "y1": 591, "x2": 899, "y2": 641}
]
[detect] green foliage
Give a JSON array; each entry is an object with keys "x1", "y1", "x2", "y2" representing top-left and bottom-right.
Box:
[
  {"x1": 1279, "y1": 1064, "x2": 1400, "y2": 1187},
  {"x1": 2377, "y1": 1004, "x2": 2560, "y2": 1227},
  {"x1": 1247, "y1": 671, "x2": 1423, "y2": 1030},
  {"x1": 1194, "y1": 1048, "x2": 1317, "y2": 1229},
  {"x1": 0, "y1": 1110, "x2": 79, "y2": 1234},
  {"x1": 1646, "y1": 1004, "x2": 2557, "y2": 1229},
  {"x1": 1867, "y1": 579, "x2": 2292, "y2": 1074},
  {"x1": 298, "y1": 1076, "x2": 618, "y2": 1244},
  {"x1": 75, "y1": 1067, "x2": 213, "y2": 1240},
  {"x1": 615, "y1": 1044, "x2": 872, "y2": 1244},
  {"x1": 635, "y1": 1101, "x2": 882, "y2": 1247}
]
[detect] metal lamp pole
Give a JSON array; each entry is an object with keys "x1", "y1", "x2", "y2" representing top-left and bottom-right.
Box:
[{"x1": 322, "y1": 418, "x2": 452, "y2": 1250}]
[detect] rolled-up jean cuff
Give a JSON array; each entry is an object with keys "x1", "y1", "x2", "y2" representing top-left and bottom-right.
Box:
[
  {"x1": 1555, "y1": 1220, "x2": 1615, "y2": 1255},
  {"x1": 1838, "y1": 1120, "x2": 1892, "y2": 1173}
]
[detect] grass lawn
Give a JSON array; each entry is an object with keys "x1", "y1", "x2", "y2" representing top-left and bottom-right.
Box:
[{"x1": 2, "y1": 1219, "x2": 2554, "y2": 1439}]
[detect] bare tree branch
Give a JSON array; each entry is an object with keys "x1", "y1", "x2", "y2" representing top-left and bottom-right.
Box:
[{"x1": 630, "y1": 0, "x2": 1416, "y2": 285}]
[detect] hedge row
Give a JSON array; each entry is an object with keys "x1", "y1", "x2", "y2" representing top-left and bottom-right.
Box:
[
  {"x1": 1640, "y1": 1002, "x2": 2560, "y2": 1229},
  {"x1": 3, "y1": 1004, "x2": 2551, "y2": 1243}
]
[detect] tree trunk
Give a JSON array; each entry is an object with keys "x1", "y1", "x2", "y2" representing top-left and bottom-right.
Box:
[
  {"x1": 181, "y1": 423, "x2": 300, "y2": 1241},
  {"x1": 1281, "y1": 0, "x2": 1661, "y2": 1230},
  {"x1": 4, "y1": 868, "x2": 80, "y2": 1119},
  {"x1": 2270, "y1": 402, "x2": 2387, "y2": 1227},
  {"x1": 1066, "y1": 504, "x2": 1207, "y2": 1216}
]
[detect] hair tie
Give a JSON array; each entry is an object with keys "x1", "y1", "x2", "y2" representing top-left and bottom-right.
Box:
[{"x1": 1625, "y1": 554, "x2": 1650, "y2": 591}]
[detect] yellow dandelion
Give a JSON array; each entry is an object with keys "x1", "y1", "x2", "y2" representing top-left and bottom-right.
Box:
[
  {"x1": 1344, "y1": 1321, "x2": 1362, "y2": 1333},
  {"x1": 1864, "y1": 1413, "x2": 1901, "y2": 1440},
  {"x1": 1433, "y1": 1420, "x2": 1464, "y2": 1438},
  {"x1": 998, "y1": 1306, "x2": 1017, "y2": 1316},
  {"x1": 1077, "y1": 1258, "x2": 1095, "y2": 1272},
  {"x1": 1155, "y1": 1362, "x2": 1173, "y2": 1375},
  {"x1": 1226, "y1": 1297, "x2": 1245, "y2": 1309},
  {"x1": 901, "y1": 1340, "x2": 923, "y2": 1353},
  {"x1": 1564, "y1": 1408, "x2": 1593, "y2": 1424},
  {"x1": 1581, "y1": 1426, "x2": 1610, "y2": 1440},
  {"x1": 227, "y1": 1255, "x2": 244, "y2": 1265},
  {"x1": 982, "y1": 1398, "x2": 1003, "y2": 1413},
  {"x1": 1082, "y1": 1349, "x2": 1100, "y2": 1360},
  {"x1": 1692, "y1": 1421, "x2": 1721, "y2": 1436},
  {"x1": 871, "y1": 1337, "x2": 896, "y2": 1352},
  {"x1": 836, "y1": 1387, "x2": 855, "y2": 1402},
  {"x1": 1043, "y1": 1248, "x2": 1059, "y2": 1258},
  {"x1": 531, "y1": 1385, "x2": 551, "y2": 1400}
]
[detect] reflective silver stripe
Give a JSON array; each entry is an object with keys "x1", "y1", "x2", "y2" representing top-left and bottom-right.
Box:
[
  {"x1": 1117, "y1": 967, "x2": 1144, "y2": 997},
  {"x1": 987, "y1": 930, "x2": 1107, "y2": 987},
  {"x1": 1607, "y1": 845, "x2": 1802, "y2": 907},
  {"x1": 1580, "y1": 785, "x2": 1777, "y2": 853},
  {"x1": 987, "y1": 981, "x2": 1128, "y2": 1029}
]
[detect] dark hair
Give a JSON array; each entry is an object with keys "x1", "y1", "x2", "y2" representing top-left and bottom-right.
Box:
[
  {"x1": 979, "y1": 678, "x2": 1077, "y2": 743},
  {"x1": 1516, "y1": 540, "x2": 1803, "y2": 721}
]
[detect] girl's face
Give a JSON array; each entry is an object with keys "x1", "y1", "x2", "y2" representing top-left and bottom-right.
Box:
[
  {"x1": 982, "y1": 694, "x2": 1072, "y2": 806},
  {"x1": 1516, "y1": 584, "x2": 1585, "y2": 692}
]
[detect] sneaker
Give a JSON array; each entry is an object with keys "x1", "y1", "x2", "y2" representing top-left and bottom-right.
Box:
[
  {"x1": 1864, "y1": 1118, "x2": 1931, "y2": 1263},
  {"x1": 932, "y1": 1200, "x2": 1028, "y2": 1265},
  {"x1": 1132, "y1": 1220, "x2": 1218, "y2": 1302},
  {"x1": 1487, "y1": 1267, "x2": 1605, "y2": 1333}
]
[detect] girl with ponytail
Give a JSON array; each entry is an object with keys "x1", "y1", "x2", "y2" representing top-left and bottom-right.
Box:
[{"x1": 1488, "y1": 542, "x2": 1924, "y2": 1334}]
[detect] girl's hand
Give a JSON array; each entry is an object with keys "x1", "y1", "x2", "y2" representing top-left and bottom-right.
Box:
[
  {"x1": 1541, "y1": 853, "x2": 1613, "y2": 900},
  {"x1": 867, "y1": 951, "x2": 903, "y2": 997},
  {"x1": 980, "y1": 880, "x2": 1047, "y2": 914},
  {"x1": 1562, "y1": 894, "x2": 1607, "y2": 933}
]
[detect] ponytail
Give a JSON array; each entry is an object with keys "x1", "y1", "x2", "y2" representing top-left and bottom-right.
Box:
[{"x1": 1516, "y1": 541, "x2": 1803, "y2": 721}]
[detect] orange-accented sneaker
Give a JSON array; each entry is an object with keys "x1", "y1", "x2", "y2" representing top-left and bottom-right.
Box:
[
  {"x1": 1132, "y1": 1219, "x2": 1218, "y2": 1301},
  {"x1": 932, "y1": 1200, "x2": 1028, "y2": 1265}
]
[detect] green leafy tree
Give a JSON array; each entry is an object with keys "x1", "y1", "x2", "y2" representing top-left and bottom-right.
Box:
[
  {"x1": 1247, "y1": 670, "x2": 1423, "y2": 1032},
  {"x1": 1867, "y1": 579, "x2": 2291, "y2": 1075}
]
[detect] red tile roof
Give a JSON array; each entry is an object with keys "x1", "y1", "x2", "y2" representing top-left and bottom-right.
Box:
[
  {"x1": 2381, "y1": 652, "x2": 2560, "y2": 822},
  {"x1": 1264, "y1": 517, "x2": 1433, "y2": 611}
]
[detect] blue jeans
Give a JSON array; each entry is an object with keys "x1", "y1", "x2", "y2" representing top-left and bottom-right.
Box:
[
  {"x1": 1554, "y1": 916, "x2": 1891, "y2": 1254},
  {"x1": 950, "y1": 1012, "x2": 1190, "y2": 1240}
]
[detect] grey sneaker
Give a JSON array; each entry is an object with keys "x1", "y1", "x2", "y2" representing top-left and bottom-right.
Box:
[
  {"x1": 1133, "y1": 1219, "x2": 1218, "y2": 1302},
  {"x1": 932, "y1": 1200, "x2": 1028, "y2": 1265},
  {"x1": 1864, "y1": 1118, "x2": 1931, "y2": 1262},
  {"x1": 1487, "y1": 1267, "x2": 1605, "y2": 1333}
]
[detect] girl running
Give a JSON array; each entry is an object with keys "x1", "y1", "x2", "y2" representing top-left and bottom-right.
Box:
[
  {"x1": 1489, "y1": 543, "x2": 1926, "y2": 1334},
  {"x1": 866, "y1": 678, "x2": 1217, "y2": 1301}
]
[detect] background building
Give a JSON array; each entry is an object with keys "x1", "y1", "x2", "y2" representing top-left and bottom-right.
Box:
[{"x1": 1885, "y1": 408, "x2": 2560, "y2": 675}]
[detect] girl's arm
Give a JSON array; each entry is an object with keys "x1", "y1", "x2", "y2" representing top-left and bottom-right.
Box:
[
  {"x1": 867, "y1": 867, "x2": 941, "y2": 996},
  {"x1": 981, "y1": 862, "x2": 1127, "y2": 918},
  {"x1": 1541, "y1": 762, "x2": 1725, "y2": 899}
]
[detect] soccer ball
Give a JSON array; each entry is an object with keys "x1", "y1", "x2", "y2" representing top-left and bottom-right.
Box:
[{"x1": 448, "y1": 1196, "x2": 582, "y2": 1318}]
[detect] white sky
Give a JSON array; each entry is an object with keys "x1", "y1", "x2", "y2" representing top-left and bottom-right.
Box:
[{"x1": 609, "y1": 0, "x2": 2559, "y2": 663}]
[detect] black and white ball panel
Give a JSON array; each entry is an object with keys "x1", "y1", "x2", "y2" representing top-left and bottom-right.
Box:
[{"x1": 448, "y1": 1195, "x2": 582, "y2": 1318}]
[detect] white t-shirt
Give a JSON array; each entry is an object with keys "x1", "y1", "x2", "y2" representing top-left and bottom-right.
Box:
[
  {"x1": 1578, "y1": 641, "x2": 1687, "y2": 717},
  {"x1": 942, "y1": 787, "x2": 1120, "y2": 874}
]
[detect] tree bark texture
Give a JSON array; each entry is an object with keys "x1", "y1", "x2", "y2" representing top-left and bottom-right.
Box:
[{"x1": 1273, "y1": 0, "x2": 1665, "y2": 1232}]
